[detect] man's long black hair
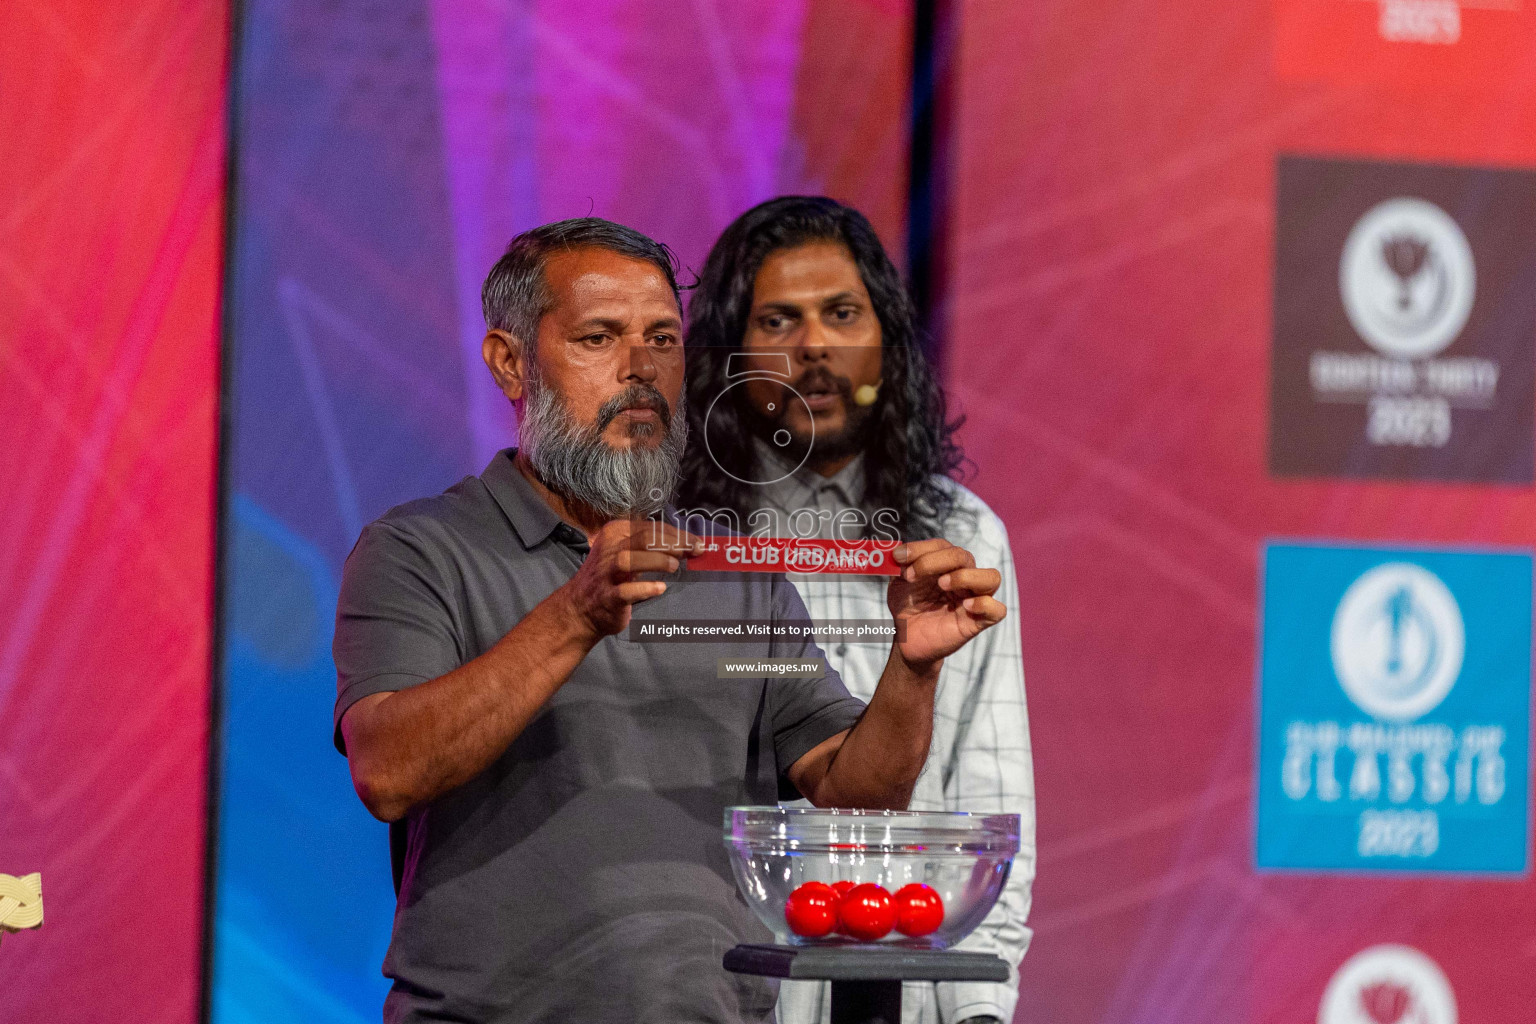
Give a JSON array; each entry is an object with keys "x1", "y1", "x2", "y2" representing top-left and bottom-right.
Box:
[{"x1": 678, "y1": 196, "x2": 966, "y2": 540}]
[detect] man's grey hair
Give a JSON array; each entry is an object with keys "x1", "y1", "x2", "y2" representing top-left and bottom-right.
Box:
[{"x1": 481, "y1": 217, "x2": 682, "y2": 352}]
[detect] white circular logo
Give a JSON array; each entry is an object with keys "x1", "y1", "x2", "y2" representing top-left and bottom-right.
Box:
[
  {"x1": 703, "y1": 377, "x2": 814, "y2": 486},
  {"x1": 1330, "y1": 562, "x2": 1463, "y2": 722},
  {"x1": 1339, "y1": 197, "x2": 1475, "y2": 360},
  {"x1": 1319, "y1": 944, "x2": 1457, "y2": 1024}
]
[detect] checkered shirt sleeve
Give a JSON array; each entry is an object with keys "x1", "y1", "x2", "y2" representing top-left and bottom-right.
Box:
[{"x1": 774, "y1": 480, "x2": 1035, "y2": 1024}]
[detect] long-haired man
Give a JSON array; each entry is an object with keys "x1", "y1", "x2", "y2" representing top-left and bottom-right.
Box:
[{"x1": 679, "y1": 197, "x2": 1035, "y2": 1024}]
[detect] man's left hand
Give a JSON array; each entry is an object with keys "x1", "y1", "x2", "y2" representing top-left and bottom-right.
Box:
[{"x1": 887, "y1": 539, "x2": 1006, "y2": 672}]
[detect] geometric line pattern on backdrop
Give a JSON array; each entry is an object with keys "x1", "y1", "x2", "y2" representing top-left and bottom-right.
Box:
[
  {"x1": 0, "y1": 112, "x2": 225, "y2": 707},
  {"x1": 961, "y1": 393, "x2": 1291, "y2": 1024},
  {"x1": 277, "y1": 277, "x2": 369, "y2": 541}
]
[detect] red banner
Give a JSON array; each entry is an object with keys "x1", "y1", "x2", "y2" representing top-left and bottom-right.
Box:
[
  {"x1": 686, "y1": 537, "x2": 902, "y2": 576},
  {"x1": 1277, "y1": 0, "x2": 1536, "y2": 89}
]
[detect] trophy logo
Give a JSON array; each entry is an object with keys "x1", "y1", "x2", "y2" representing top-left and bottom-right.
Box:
[
  {"x1": 1318, "y1": 945, "x2": 1457, "y2": 1024},
  {"x1": 1330, "y1": 562, "x2": 1464, "y2": 722},
  {"x1": 1339, "y1": 197, "x2": 1476, "y2": 361}
]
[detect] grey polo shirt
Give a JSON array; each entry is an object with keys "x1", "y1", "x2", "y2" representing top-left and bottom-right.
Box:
[{"x1": 332, "y1": 449, "x2": 865, "y2": 1024}]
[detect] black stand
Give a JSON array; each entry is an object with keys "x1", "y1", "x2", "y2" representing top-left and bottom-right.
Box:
[{"x1": 724, "y1": 944, "x2": 1009, "y2": 1024}]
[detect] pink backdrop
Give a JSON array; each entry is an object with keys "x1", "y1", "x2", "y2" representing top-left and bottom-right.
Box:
[
  {"x1": 946, "y1": 1, "x2": 1536, "y2": 1021},
  {"x1": 0, "y1": 3, "x2": 228, "y2": 1022},
  {"x1": 6, "y1": 1, "x2": 1536, "y2": 1021}
]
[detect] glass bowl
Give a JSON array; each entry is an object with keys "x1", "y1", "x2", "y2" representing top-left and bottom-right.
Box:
[{"x1": 724, "y1": 806, "x2": 1019, "y2": 949}]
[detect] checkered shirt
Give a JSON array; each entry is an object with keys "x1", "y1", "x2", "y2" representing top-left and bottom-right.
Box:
[{"x1": 757, "y1": 463, "x2": 1036, "y2": 1024}]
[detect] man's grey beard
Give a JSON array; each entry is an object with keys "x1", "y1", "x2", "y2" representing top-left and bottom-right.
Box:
[{"x1": 517, "y1": 371, "x2": 687, "y2": 520}]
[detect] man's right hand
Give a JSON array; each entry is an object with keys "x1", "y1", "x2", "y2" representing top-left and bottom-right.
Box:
[
  {"x1": 559, "y1": 519, "x2": 703, "y2": 638},
  {"x1": 343, "y1": 518, "x2": 702, "y2": 823}
]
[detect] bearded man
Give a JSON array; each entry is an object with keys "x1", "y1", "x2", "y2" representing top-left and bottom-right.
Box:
[{"x1": 330, "y1": 218, "x2": 1008, "y2": 1023}]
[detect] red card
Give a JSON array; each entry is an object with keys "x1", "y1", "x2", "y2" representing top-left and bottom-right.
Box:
[
  {"x1": 1275, "y1": 0, "x2": 1536, "y2": 90},
  {"x1": 686, "y1": 537, "x2": 902, "y2": 576}
]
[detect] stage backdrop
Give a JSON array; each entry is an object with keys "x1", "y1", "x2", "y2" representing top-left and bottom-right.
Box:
[
  {"x1": 946, "y1": 1, "x2": 1536, "y2": 1022},
  {"x1": 0, "y1": 2, "x2": 229, "y2": 1023},
  {"x1": 208, "y1": 2, "x2": 913, "y2": 1021},
  {"x1": 211, "y1": 1, "x2": 1536, "y2": 1022}
]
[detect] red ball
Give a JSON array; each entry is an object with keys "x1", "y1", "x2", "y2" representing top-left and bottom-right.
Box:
[
  {"x1": 784, "y1": 882, "x2": 838, "y2": 938},
  {"x1": 893, "y1": 883, "x2": 945, "y2": 937},
  {"x1": 838, "y1": 883, "x2": 896, "y2": 941},
  {"x1": 830, "y1": 880, "x2": 856, "y2": 901}
]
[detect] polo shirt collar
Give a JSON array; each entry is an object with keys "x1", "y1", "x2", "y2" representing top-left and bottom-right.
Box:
[{"x1": 480, "y1": 448, "x2": 565, "y2": 550}]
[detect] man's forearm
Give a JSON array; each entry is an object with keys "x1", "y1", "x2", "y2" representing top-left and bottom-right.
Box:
[
  {"x1": 343, "y1": 588, "x2": 597, "y2": 821},
  {"x1": 807, "y1": 649, "x2": 940, "y2": 809}
]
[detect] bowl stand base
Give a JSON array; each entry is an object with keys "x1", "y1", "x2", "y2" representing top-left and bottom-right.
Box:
[{"x1": 723, "y1": 944, "x2": 1010, "y2": 1024}]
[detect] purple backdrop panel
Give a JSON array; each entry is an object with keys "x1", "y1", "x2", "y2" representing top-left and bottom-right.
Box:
[
  {"x1": 430, "y1": 0, "x2": 913, "y2": 464},
  {"x1": 212, "y1": 3, "x2": 913, "y2": 1021}
]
